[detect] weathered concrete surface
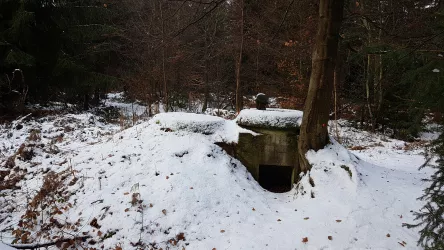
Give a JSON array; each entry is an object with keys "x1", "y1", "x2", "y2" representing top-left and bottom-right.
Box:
[
  {"x1": 236, "y1": 127, "x2": 299, "y2": 186},
  {"x1": 236, "y1": 108, "x2": 303, "y2": 129},
  {"x1": 215, "y1": 109, "x2": 302, "y2": 191}
]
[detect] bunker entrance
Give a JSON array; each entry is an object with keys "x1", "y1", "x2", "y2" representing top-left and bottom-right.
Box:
[{"x1": 259, "y1": 165, "x2": 293, "y2": 193}]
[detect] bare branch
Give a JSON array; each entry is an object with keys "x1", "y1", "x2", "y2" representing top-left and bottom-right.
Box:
[
  {"x1": 272, "y1": 0, "x2": 296, "y2": 40},
  {"x1": 5, "y1": 236, "x2": 91, "y2": 250},
  {"x1": 173, "y1": 0, "x2": 225, "y2": 38}
]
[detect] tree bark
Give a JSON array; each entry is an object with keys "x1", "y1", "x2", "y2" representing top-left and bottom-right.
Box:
[
  {"x1": 202, "y1": 59, "x2": 210, "y2": 113},
  {"x1": 235, "y1": 0, "x2": 244, "y2": 113},
  {"x1": 366, "y1": 54, "x2": 374, "y2": 130},
  {"x1": 334, "y1": 64, "x2": 340, "y2": 143},
  {"x1": 160, "y1": 0, "x2": 168, "y2": 112},
  {"x1": 297, "y1": 0, "x2": 344, "y2": 173}
]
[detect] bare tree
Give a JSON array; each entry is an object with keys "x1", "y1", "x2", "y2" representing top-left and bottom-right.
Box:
[{"x1": 235, "y1": 0, "x2": 244, "y2": 113}]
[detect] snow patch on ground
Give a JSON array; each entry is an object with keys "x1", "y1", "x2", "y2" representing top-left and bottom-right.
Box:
[
  {"x1": 151, "y1": 112, "x2": 239, "y2": 143},
  {"x1": 204, "y1": 108, "x2": 236, "y2": 119},
  {"x1": 329, "y1": 120, "x2": 433, "y2": 172},
  {"x1": 0, "y1": 113, "x2": 118, "y2": 160},
  {"x1": 104, "y1": 92, "x2": 148, "y2": 117},
  {"x1": 419, "y1": 123, "x2": 441, "y2": 141},
  {"x1": 0, "y1": 242, "x2": 16, "y2": 250}
]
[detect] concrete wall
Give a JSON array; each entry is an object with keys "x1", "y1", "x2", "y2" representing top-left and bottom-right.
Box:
[{"x1": 235, "y1": 127, "x2": 299, "y2": 184}]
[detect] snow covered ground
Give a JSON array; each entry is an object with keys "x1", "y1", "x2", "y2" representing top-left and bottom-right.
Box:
[
  {"x1": 105, "y1": 92, "x2": 150, "y2": 117},
  {"x1": 0, "y1": 111, "x2": 437, "y2": 249}
]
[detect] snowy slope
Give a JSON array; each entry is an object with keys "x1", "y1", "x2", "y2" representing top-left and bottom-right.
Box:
[
  {"x1": 0, "y1": 113, "x2": 434, "y2": 249},
  {"x1": 330, "y1": 120, "x2": 433, "y2": 172},
  {"x1": 0, "y1": 242, "x2": 16, "y2": 250},
  {"x1": 0, "y1": 113, "x2": 120, "y2": 247}
]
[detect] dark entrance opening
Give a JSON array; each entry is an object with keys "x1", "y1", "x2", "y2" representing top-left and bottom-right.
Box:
[{"x1": 259, "y1": 165, "x2": 292, "y2": 193}]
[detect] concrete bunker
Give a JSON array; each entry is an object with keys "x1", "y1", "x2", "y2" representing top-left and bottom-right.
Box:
[
  {"x1": 234, "y1": 108, "x2": 302, "y2": 193},
  {"x1": 152, "y1": 108, "x2": 303, "y2": 193}
]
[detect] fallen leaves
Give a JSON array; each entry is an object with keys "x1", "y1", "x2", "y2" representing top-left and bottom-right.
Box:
[
  {"x1": 335, "y1": 219, "x2": 342, "y2": 223},
  {"x1": 328, "y1": 236, "x2": 333, "y2": 240},
  {"x1": 220, "y1": 230, "x2": 225, "y2": 233},
  {"x1": 302, "y1": 237, "x2": 308, "y2": 243},
  {"x1": 398, "y1": 241, "x2": 407, "y2": 247},
  {"x1": 166, "y1": 233, "x2": 186, "y2": 247},
  {"x1": 168, "y1": 238, "x2": 178, "y2": 246},
  {"x1": 277, "y1": 219, "x2": 282, "y2": 221},
  {"x1": 252, "y1": 208, "x2": 255, "y2": 211},
  {"x1": 124, "y1": 208, "x2": 129, "y2": 212},
  {"x1": 89, "y1": 218, "x2": 101, "y2": 229},
  {"x1": 176, "y1": 232, "x2": 186, "y2": 241},
  {"x1": 304, "y1": 217, "x2": 309, "y2": 220},
  {"x1": 350, "y1": 145, "x2": 367, "y2": 151},
  {"x1": 386, "y1": 233, "x2": 390, "y2": 237},
  {"x1": 162, "y1": 209, "x2": 167, "y2": 215}
]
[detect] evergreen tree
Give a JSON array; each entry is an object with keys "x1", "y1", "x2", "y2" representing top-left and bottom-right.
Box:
[
  {"x1": 339, "y1": 1, "x2": 443, "y2": 139},
  {"x1": 379, "y1": 50, "x2": 444, "y2": 140},
  {"x1": 405, "y1": 11, "x2": 444, "y2": 248},
  {"x1": 0, "y1": 0, "x2": 120, "y2": 113},
  {"x1": 407, "y1": 131, "x2": 444, "y2": 249}
]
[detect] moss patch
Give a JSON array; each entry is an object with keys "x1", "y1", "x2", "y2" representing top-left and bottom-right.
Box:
[{"x1": 340, "y1": 165, "x2": 352, "y2": 178}]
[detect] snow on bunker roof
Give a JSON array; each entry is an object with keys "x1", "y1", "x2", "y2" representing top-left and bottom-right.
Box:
[
  {"x1": 236, "y1": 108, "x2": 303, "y2": 129},
  {"x1": 151, "y1": 112, "x2": 226, "y2": 135}
]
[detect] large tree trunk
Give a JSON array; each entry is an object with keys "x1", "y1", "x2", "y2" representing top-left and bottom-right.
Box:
[{"x1": 297, "y1": 0, "x2": 344, "y2": 173}]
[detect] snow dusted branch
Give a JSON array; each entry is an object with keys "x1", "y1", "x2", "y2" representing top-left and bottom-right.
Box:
[{"x1": 6, "y1": 236, "x2": 90, "y2": 250}]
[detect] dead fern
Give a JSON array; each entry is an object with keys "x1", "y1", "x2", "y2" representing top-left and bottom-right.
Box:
[
  {"x1": 28, "y1": 129, "x2": 41, "y2": 141},
  {"x1": 12, "y1": 169, "x2": 78, "y2": 245}
]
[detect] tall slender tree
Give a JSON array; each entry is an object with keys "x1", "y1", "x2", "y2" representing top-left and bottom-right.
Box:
[{"x1": 235, "y1": 0, "x2": 244, "y2": 113}]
